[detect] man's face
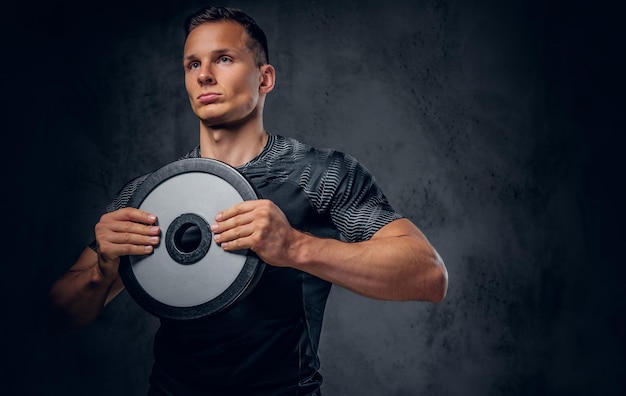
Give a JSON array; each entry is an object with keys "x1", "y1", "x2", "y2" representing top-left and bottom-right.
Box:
[{"x1": 183, "y1": 21, "x2": 264, "y2": 127}]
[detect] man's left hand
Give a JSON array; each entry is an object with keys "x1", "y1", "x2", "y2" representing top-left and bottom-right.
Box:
[{"x1": 211, "y1": 199, "x2": 300, "y2": 267}]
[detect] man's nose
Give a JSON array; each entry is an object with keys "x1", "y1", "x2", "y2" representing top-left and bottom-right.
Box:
[{"x1": 198, "y1": 65, "x2": 215, "y2": 85}]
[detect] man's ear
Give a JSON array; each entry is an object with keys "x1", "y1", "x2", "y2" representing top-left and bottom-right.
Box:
[{"x1": 259, "y1": 64, "x2": 276, "y2": 94}]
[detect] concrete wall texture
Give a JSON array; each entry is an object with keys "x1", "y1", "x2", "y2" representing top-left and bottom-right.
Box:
[{"x1": 3, "y1": 0, "x2": 624, "y2": 395}]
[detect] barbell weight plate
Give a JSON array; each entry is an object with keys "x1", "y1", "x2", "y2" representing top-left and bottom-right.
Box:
[{"x1": 118, "y1": 158, "x2": 264, "y2": 320}]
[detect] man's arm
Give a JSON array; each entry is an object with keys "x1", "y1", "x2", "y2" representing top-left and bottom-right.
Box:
[
  {"x1": 49, "y1": 208, "x2": 161, "y2": 331},
  {"x1": 294, "y1": 218, "x2": 447, "y2": 302},
  {"x1": 49, "y1": 247, "x2": 124, "y2": 330},
  {"x1": 212, "y1": 200, "x2": 448, "y2": 302}
]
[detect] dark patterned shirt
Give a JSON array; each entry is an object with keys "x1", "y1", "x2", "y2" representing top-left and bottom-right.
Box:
[{"x1": 94, "y1": 134, "x2": 402, "y2": 395}]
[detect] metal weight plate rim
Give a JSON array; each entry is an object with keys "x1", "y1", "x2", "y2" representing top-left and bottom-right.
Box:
[{"x1": 118, "y1": 157, "x2": 265, "y2": 321}]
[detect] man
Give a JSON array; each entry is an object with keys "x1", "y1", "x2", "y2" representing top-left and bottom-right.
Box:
[{"x1": 50, "y1": 6, "x2": 448, "y2": 395}]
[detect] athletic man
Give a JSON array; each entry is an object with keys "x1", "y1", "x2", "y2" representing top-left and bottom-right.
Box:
[{"x1": 50, "y1": 6, "x2": 448, "y2": 395}]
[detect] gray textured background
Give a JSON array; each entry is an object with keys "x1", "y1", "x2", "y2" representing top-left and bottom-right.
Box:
[{"x1": 3, "y1": 0, "x2": 624, "y2": 394}]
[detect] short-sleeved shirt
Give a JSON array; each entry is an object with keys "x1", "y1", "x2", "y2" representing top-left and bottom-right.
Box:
[{"x1": 93, "y1": 134, "x2": 402, "y2": 395}]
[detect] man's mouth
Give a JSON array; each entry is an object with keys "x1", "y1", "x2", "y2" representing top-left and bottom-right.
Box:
[{"x1": 198, "y1": 93, "x2": 221, "y2": 104}]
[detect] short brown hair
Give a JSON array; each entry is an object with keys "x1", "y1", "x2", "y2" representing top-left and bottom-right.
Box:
[{"x1": 183, "y1": 6, "x2": 269, "y2": 66}]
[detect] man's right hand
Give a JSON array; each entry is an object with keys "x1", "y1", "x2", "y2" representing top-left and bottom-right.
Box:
[{"x1": 94, "y1": 207, "x2": 161, "y2": 279}]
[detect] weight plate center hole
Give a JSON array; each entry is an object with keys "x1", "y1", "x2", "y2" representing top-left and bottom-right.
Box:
[
  {"x1": 165, "y1": 213, "x2": 212, "y2": 265},
  {"x1": 174, "y1": 223, "x2": 202, "y2": 253}
]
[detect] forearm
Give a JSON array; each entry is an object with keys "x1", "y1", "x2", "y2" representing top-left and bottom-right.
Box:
[
  {"x1": 213, "y1": 203, "x2": 448, "y2": 302},
  {"x1": 291, "y1": 221, "x2": 448, "y2": 302},
  {"x1": 49, "y1": 249, "x2": 120, "y2": 331}
]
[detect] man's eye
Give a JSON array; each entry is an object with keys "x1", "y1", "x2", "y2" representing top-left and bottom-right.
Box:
[
  {"x1": 217, "y1": 56, "x2": 232, "y2": 64},
  {"x1": 188, "y1": 61, "x2": 200, "y2": 69}
]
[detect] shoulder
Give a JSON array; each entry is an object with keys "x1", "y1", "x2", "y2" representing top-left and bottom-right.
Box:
[
  {"x1": 267, "y1": 134, "x2": 359, "y2": 172},
  {"x1": 105, "y1": 147, "x2": 200, "y2": 212},
  {"x1": 258, "y1": 135, "x2": 380, "y2": 202}
]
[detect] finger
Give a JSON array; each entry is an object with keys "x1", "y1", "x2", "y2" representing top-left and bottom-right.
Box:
[
  {"x1": 103, "y1": 231, "x2": 161, "y2": 247},
  {"x1": 95, "y1": 222, "x2": 161, "y2": 245},
  {"x1": 96, "y1": 228, "x2": 160, "y2": 257},
  {"x1": 108, "y1": 207, "x2": 158, "y2": 225},
  {"x1": 212, "y1": 211, "x2": 255, "y2": 234},
  {"x1": 213, "y1": 223, "x2": 254, "y2": 244},
  {"x1": 219, "y1": 235, "x2": 253, "y2": 252},
  {"x1": 109, "y1": 222, "x2": 161, "y2": 237},
  {"x1": 97, "y1": 239, "x2": 157, "y2": 258},
  {"x1": 215, "y1": 200, "x2": 261, "y2": 222}
]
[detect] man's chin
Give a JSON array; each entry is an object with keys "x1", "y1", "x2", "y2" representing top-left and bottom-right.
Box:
[
  {"x1": 200, "y1": 111, "x2": 255, "y2": 130},
  {"x1": 200, "y1": 117, "x2": 243, "y2": 131}
]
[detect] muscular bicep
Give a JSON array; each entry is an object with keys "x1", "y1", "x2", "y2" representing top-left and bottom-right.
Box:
[
  {"x1": 369, "y1": 218, "x2": 447, "y2": 301},
  {"x1": 370, "y1": 218, "x2": 428, "y2": 241}
]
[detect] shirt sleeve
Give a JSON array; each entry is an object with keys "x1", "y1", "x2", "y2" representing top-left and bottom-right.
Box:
[{"x1": 310, "y1": 151, "x2": 403, "y2": 242}]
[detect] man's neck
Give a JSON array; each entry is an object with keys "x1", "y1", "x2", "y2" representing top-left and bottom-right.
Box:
[{"x1": 199, "y1": 123, "x2": 268, "y2": 167}]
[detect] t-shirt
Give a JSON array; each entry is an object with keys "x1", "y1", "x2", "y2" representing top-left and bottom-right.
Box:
[{"x1": 93, "y1": 134, "x2": 403, "y2": 395}]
